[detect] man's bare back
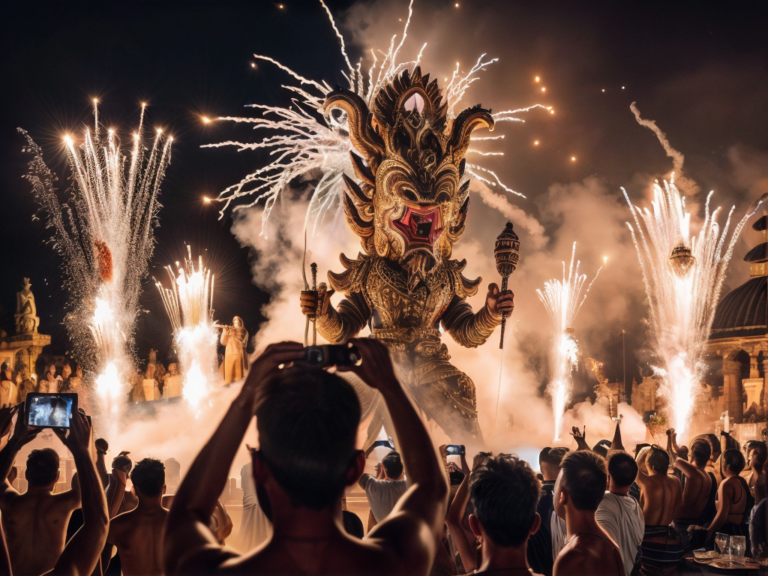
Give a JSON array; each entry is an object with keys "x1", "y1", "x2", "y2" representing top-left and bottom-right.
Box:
[
  {"x1": 554, "y1": 532, "x2": 623, "y2": 576},
  {"x1": 107, "y1": 504, "x2": 168, "y2": 576},
  {"x1": 0, "y1": 486, "x2": 79, "y2": 576},
  {"x1": 639, "y1": 474, "x2": 681, "y2": 526},
  {"x1": 676, "y1": 466, "x2": 711, "y2": 519}
]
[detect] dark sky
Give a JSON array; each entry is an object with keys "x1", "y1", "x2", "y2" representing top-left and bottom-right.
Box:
[{"x1": 2, "y1": 0, "x2": 768, "y2": 383}]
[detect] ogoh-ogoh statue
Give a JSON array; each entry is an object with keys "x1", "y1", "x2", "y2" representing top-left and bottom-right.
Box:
[{"x1": 301, "y1": 67, "x2": 515, "y2": 444}]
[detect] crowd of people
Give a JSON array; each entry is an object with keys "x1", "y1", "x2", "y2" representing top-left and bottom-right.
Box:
[{"x1": 0, "y1": 339, "x2": 766, "y2": 575}]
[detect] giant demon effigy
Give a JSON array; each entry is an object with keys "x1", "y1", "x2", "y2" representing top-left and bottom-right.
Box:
[{"x1": 300, "y1": 68, "x2": 514, "y2": 443}]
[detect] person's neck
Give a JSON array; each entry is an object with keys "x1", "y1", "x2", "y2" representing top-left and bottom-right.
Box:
[
  {"x1": 478, "y1": 538, "x2": 530, "y2": 573},
  {"x1": 608, "y1": 483, "x2": 631, "y2": 496},
  {"x1": 26, "y1": 485, "x2": 54, "y2": 495},
  {"x1": 564, "y1": 507, "x2": 602, "y2": 540},
  {"x1": 271, "y1": 505, "x2": 342, "y2": 540},
  {"x1": 136, "y1": 495, "x2": 164, "y2": 511}
]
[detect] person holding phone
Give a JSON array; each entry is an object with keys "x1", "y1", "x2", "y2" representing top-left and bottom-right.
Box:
[
  {"x1": 359, "y1": 450, "x2": 407, "y2": 525},
  {"x1": 0, "y1": 404, "x2": 107, "y2": 576},
  {"x1": 164, "y1": 339, "x2": 448, "y2": 576}
]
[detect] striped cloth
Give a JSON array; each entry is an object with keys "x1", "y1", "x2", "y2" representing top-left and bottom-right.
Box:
[{"x1": 639, "y1": 525, "x2": 685, "y2": 573}]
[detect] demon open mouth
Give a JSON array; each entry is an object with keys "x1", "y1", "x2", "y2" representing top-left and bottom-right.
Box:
[{"x1": 392, "y1": 205, "x2": 443, "y2": 251}]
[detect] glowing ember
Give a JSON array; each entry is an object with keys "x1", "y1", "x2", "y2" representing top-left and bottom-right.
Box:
[
  {"x1": 624, "y1": 177, "x2": 759, "y2": 437},
  {"x1": 537, "y1": 243, "x2": 602, "y2": 441}
]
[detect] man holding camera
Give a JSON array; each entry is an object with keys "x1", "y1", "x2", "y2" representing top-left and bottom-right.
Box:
[
  {"x1": 359, "y1": 450, "x2": 407, "y2": 524},
  {"x1": 164, "y1": 338, "x2": 448, "y2": 576}
]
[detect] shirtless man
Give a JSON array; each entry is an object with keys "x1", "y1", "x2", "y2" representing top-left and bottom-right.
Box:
[
  {"x1": 636, "y1": 447, "x2": 683, "y2": 575},
  {"x1": 107, "y1": 458, "x2": 168, "y2": 576},
  {"x1": 553, "y1": 451, "x2": 623, "y2": 576},
  {"x1": 164, "y1": 339, "x2": 449, "y2": 576},
  {"x1": 672, "y1": 439, "x2": 716, "y2": 546},
  {"x1": 0, "y1": 406, "x2": 82, "y2": 576}
]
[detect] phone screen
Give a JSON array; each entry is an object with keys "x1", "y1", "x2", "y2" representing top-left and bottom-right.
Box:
[{"x1": 26, "y1": 394, "x2": 76, "y2": 429}]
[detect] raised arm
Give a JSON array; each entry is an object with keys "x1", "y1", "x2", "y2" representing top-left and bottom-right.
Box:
[
  {"x1": 94, "y1": 439, "x2": 109, "y2": 488},
  {"x1": 445, "y1": 466, "x2": 476, "y2": 572},
  {"x1": 340, "y1": 338, "x2": 448, "y2": 576},
  {"x1": 0, "y1": 404, "x2": 38, "y2": 500},
  {"x1": 635, "y1": 447, "x2": 651, "y2": 487},
  {"x1": 673, "y1": 457, "x2": 699, "y2": 478},
  {"x1": 570, "y1": 426, "x2": 590, "y2": 451},
  {"x1": 164, "y1": 342, "x2": 305, "y2": 576},
  {"x1": 50, "y1": 410, "x2": 108, "y2": 576}
]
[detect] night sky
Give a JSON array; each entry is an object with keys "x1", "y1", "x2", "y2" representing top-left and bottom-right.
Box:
[{"x1": 2, "y1": 0, "x2": 768, "y2": 391}]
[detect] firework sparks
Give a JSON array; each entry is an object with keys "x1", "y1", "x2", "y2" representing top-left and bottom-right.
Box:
[
  {"x1": 19, "y1": 101, "x2": 172, "y2": 417},
  {"x1": 155, "y1": 246, "x2": 217, "y2": 410},
  {"x1": 624, "y1": 178, "x2": 759, "y2": 437},
  {"x1": 204, "y1": 0, "x2": 550, "y2": 235},
  {"x1": 537, "y1": 243, "x2": 602, "y2": 441}
]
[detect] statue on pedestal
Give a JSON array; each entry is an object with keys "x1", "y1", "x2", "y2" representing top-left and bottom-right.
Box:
[
  {"x1": 220, "y1": 317, "x2": 248, "y2": 384},
  {"x1": 14, "y1": 364, "x2": 35, "y2": 404},
  {"x1": 15, "y1": 278, "x2": 40, "y2": 335}
]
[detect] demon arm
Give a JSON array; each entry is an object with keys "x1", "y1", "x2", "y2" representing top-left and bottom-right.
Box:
[
  {"x1": 440, "y1": 296, "x2": 501, "y2": 349},
  {"x1": 315, "y1": 290, "x2": 372, "y2": 343}
]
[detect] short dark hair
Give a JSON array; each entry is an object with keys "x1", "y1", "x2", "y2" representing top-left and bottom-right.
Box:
[
  {"x1": 560, "y1": 451, "x2": 607, "y2": 511},
  {"x1": 382, "y1": 451, "x2": 403, "y2": 479},
  {"x1": 540, "y1": 447, "x2": 569, "y2": 469},
  {"x1": 723, "y1": 449, "x2": 746, "y2": 474},
  {"x1": 256, "y1": 366, "x2": 361, "y2": 510},
  {"x1": 131, "y1": 458, "x2": 165, "y2": 497},
  {"x1": 470, "y1": 455, "x2": 541, "y2": 547},
  {"x1": 690, "y1": 440, "x2": 712, "y2": 467},
  {"x1": 26, "y1": 448, "x2": 60, "y2": 487},
  {"x1": 593, "y1": 440, "x2": 611, "y2": 459},
  {"x1": 113, "y1": 454, "x2": 132, "y2": 472},
  {"x1": 607, "y1": 452, "x2": 638, "y2": 488},
  {"x1": 647, "y1": 447, "x2": 669, "y2": 474}
]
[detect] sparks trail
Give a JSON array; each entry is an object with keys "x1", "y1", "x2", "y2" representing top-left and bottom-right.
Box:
[
  {"x1": 205, "y1": 0, "x2": 550, "y2": 235},
  {"x1": 155, "y1": 246, "x2": 217, "y2": 411},
  {"x1": 19, "y1": 101, "x2": 171, "y2": 417},
  {"x1": 537, "y1": 243, "x2": 602, "y2": 441},
  {"x1": 624, "y1": 177, "x2": 760, "y2": 437}
]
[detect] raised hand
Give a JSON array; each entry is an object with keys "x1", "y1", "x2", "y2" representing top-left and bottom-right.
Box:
[
  {"x1": 54, "y1": 409, "x2": 91, "y2": 455},
  {"x1": 240, "y1": 341, "x2": 305, "y2": 414},
  {"x1": 9, "y1": 402, "x2": 39, "y2": 447},
  {"x1": 571, "y1": 425, "x2": 586, "y2": 440},
  {"x1": 336, "y1": 338, "x2": 399, "y2": 393},
  {"x1": 300, "y1": 282, "x2": 335, "y2": 317},
  {"x1": 0, "y1": 405, "x2": 19, "y2": 439},
  {"x1": 486, "y1": 283, "x2": 515, "y2": 318}
]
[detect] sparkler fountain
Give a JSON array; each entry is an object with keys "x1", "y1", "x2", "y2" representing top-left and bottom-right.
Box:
[
  {"x1": 20, "y1": 101, "x2": 172, "y2": 426},
  {"x1": 155, "y1": 246, "x2": 218, "y2": 411},
  {"x1": 537, "y1": 243, "x2": 602, "y2": 441},
  {"x1": 624, "y1": 178, "x2": 759, "y2": 438}
]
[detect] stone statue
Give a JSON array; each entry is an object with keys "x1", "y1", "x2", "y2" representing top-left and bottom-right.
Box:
[
  {"x1": 0, "y1": 365, "x2": 17, "y2": 407},
  {"x1": 14, "y1": 364, "x2": 35, "y2": 404},
  {"x1": 38, "y1": 365, "x2": 61, "y2": 393},
  {"x1": 163, "y1": 362, "x2": 182, "y2": 399},
  {"x1": 15, "y1": 278, "x2": 39, "y2": 334},
  {"x1": 142, "y1": 363, "x2": 160, "y2": 401},
  {"x1": 220, "y1": 317, "x2": 248, "y2": 384}
]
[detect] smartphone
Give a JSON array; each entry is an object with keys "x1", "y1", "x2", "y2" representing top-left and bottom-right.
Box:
[
  {"x1": 302, "y1": 344, "x2": 361, "y2": 368},
  {"x1": 446, "y1": 445, "x2": 465, "y2": 456},
  {"x1": 25, "y1": 393, "x2": 78, "y2": 429}
]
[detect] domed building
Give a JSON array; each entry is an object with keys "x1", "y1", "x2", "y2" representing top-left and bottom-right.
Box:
[{"x1": 707, "y1": 215, "x2": 768, "y2": 423}]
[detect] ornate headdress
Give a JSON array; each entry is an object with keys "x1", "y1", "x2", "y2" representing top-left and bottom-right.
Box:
[{"x1": 324, "y1": 66, "x2": 494, "y2": 265}]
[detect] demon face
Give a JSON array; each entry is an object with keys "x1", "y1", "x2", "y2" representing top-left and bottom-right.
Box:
[{"x1": 323, "y1": 66, "x2": 493, "y2": 274}]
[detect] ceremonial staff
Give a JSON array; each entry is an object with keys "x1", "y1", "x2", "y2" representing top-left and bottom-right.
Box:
[{"x1": 494, "y1": 222, "x2": 520, "y2": 349}]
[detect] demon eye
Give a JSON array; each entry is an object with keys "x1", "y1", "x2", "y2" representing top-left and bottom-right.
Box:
[
  {"x1": 401, "y1": 188, "x2": 419, "y2": 203},
  {"x1": 435, "y1": 191, "x2": 451, "y2": 204}
]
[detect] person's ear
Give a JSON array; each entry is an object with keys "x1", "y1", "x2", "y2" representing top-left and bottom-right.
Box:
[
  {"x1": 346, "y1": 450, "x2": 365, "y2": 487},
  {"x1": 530, "y1": 512, "x2": 541, "y2": 536},
  {"x1": 468, "y1": 514, "x2": 482, "y2": 538}
]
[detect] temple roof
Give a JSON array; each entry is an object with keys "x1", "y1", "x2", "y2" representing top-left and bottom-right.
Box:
[
  {"x1": 711, "y1": 276, "x2": 768, "y2": 339},
  {"x1": 744, "y1": 242, "x2": 768, "y2": 263}
]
